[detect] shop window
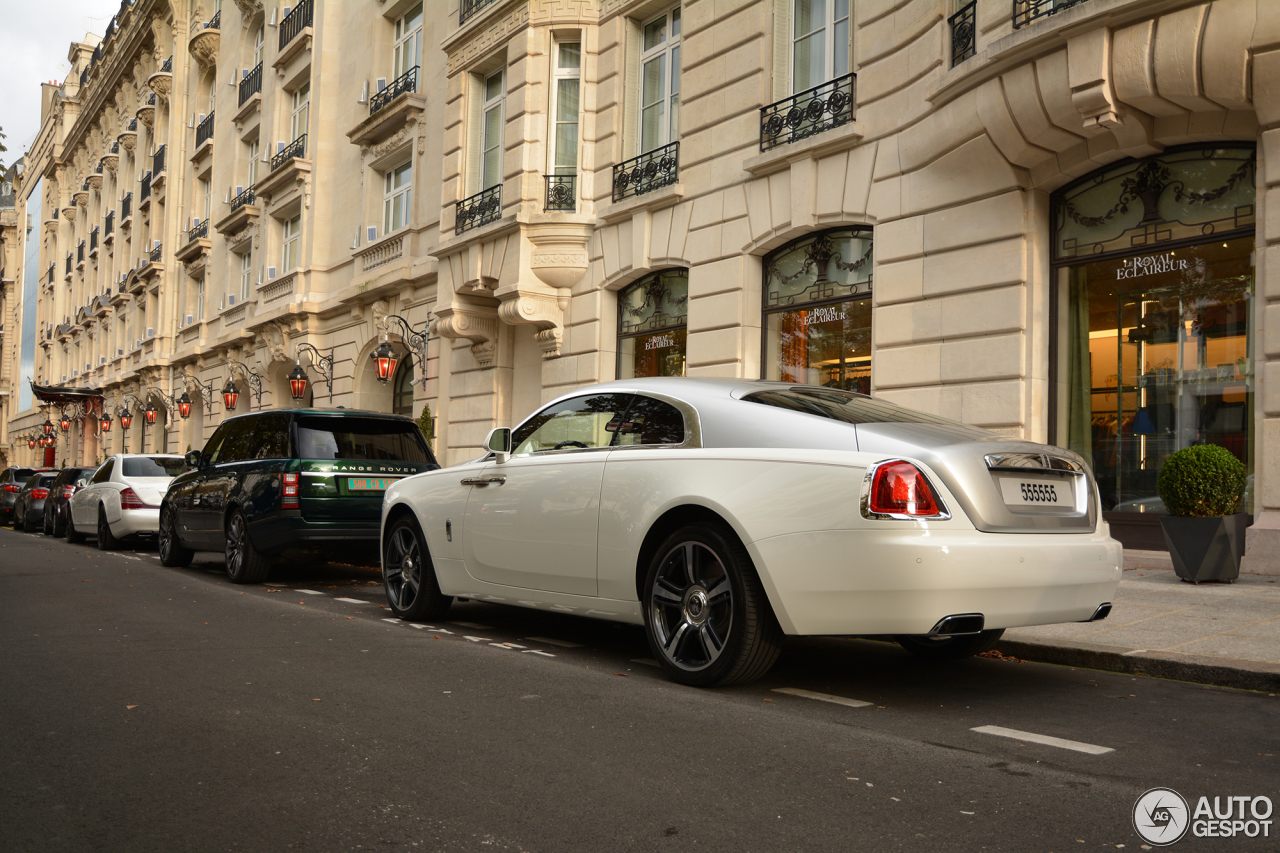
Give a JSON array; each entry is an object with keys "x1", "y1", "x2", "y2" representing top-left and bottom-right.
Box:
[
  {"x1": 762, "y1": 228, "x2": 872, "y2": 391},
  {"x1": 617, "y1": 269, "x2": 688, "y2": 380},
  {"x1": 1053, "y1": 146, "x2": 1256, "y2": 516}
]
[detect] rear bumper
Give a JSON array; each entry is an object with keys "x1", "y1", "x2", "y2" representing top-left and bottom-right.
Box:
[
  {"x1": 250, "y1": 515, "x2": 381, "y2": 556},
  {"x1": 749, "y1": 528, "x2": 1123, "y2": 636},
  {"x1": 110, "y1": 508, "x2": 161, "y2": 539}
]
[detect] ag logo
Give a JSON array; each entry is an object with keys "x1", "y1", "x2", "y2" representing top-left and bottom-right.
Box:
[{"x1": 1133, "y1": 787, "x2": 1191, "y2": 846}]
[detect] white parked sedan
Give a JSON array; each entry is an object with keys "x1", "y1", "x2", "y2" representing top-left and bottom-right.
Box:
[
  {"x1": 68, "y1": 454, "x2": 186, "y2": 550},
  {"x1": 381, "y1": 379, "x2": 1122, "y2": 686}
]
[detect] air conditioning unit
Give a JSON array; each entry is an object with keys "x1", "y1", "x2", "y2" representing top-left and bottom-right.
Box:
[
  {"x1": 376, "y1": 77, "x2": 387, "y2": 92},
  {"x1": 367, "y1": 225, "x2": 378, "y2": 243},
  {"x1": 146, "y1": 327, "x2": 154, "y2": 338},
  {"x1": 73, "y1": 370, "x2": 79, "y2": 377},
  {"x1": 100, "y1": 356, "x2": 106, "y2": 365},
  {"x1": 61, "y1": 374, "x2": 67, "y2": 382},
  {"x1": 228, "y1": 295, "x2": 237, "y2": 306},
  {"x1": 267, "y1": 266, "x2": 277, "y2": 279},
  {"x1": 85, "y1": 363, "x2": 91, "y2": 371},
  {"x1": 235, "y1": 185, "x2": 243, "y2": 196},
  {"x1": 242, "y1": 68, "x2": 250, "y2": 79},
  {"x1": 117, "y1": 348, "x2": 123, "y2": 356},
  {"x1": 135, "y1": 339, "x2": 142, "y2": 349},
  {"x1": 358, "y1": 81, "x2": 369, "y2": 104},
  {"x1": 153, "y1": 239, "x2": 161, "y2": 250},
  {"x1": 276, "y1": 141, "x2": 286, "y2": 154},
  {"x1": 191, "y1": 217, "x2": 201, "y2": 228},
  {"x1": 185, "y1": 314, "x2": 194, "y2": 326}
]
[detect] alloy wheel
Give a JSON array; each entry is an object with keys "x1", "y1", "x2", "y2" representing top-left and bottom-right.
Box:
[
  {"x1": 648, "y1": 541, "x2": 734, "y2": 672},
  {"x1": 384, "y1": 525, "x2": 422, "y2": 611},
  {"x1": 225, "y1": 514, "x2": 245, "y2": 577}
]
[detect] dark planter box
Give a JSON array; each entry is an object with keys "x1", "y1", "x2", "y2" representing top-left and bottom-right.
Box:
[{"x1": 1158, "y1": 513, "x2": 1247, "y2": 583}]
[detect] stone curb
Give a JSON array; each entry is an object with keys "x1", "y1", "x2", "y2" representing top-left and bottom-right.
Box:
[{"x1": 996, "y1": 636, "x2": 1280, "y2": 694}]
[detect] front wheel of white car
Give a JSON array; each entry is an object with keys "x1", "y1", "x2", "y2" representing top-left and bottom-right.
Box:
[
  {"x1": 643, "y1": 522, "x2": 781, "y2": 687},
  {"x1": 382, "y1": 515, "x2": 452, "y2": 621},
  {"x1": 895, "y1": 629, "x2": 1005, "y2": 661}
]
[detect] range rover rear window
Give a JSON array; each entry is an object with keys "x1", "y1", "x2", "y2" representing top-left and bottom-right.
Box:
[
  {"x1": 295, "y1": 417, "x2": 434, "y2": 464},
  {"x1": 743, "y1": 387, "x2": 966, "y2": 427}
]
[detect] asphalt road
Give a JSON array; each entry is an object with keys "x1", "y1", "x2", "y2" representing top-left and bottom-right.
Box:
[{"x1": 1, "y1": 525, "x2": 1275, "y2": 853}]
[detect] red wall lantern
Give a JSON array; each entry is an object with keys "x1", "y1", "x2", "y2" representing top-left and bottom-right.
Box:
[
  {"x1": 60, "y1": 416, "x2": 71, "y2": 432},
  {"x1": 42, "y1": 419, "x2": 54, "y2": 435},
  {"x1": 177, "y1": 393, "x2": 193, "y2": 420},
  {"x1": 222, "y1": 380, "x2": 240, "y2": 412},
  {"x1": 119, "y1": 408, "x2": 133, "y2": 431},
  {"x1": 100, "y1": 413, "x2": 112, "y2": 432},
  {"x1": 145, "y1": 403, "x2": 158, "y2": 425},
  {"x1": 288, "y1": 365, "x2": 309, "y2": 401},
  {"x1": 371, "y1": 341, "x2": 399, "y2": 383},
  {"x1": 27, "y1": 437, "x2": 36, "y2": 449}
]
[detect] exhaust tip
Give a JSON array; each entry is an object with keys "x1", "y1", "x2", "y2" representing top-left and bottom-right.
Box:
[
  {"x1": 1087, "y1": 602, "x2": 1112, "y2": 622},
  {"x1": 929, "y1": 613, "x2": 985, "y2": 636}
]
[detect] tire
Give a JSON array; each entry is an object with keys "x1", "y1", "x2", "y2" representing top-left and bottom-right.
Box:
[
  {"x1": 224, "y1": 510, "x2": 271, "y2": 584},
  {"x1": 13, "y1": 507, "x2": 25, "y2": 532},
  {"x1": 895, "y1": 629, "x2": 1005, "y2": 662},
  {"x1": 66, "y1": 509, "x2": 85, "y2": 544},
  {"x1": 43, "y1": 509, "x2": 52, "y2": 536},
  {"x1": 382, "y1": 515, "x2": 452, "y2": 621},
  {"x1": 97, "y1": 507, "x2": 119, "y2": 551},
  {"x1": 642, "y1": 522, "x2": 782, "y2": 687},
  {"x1": 158, "y1": 507, "x2": 194, "y2": 568}
]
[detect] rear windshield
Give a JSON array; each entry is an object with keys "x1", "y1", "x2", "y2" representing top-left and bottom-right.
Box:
[
  {"x1": 123, "y1": 457, "x2": 186, "y2": 477},
  {"x1": 35, "y1": 474, "x2": 56, "y2": 487},
  {"x1": 743, "y1": 387, "x2": 967, "y2": 427},
  {"x1": 11, "y1": 468, "x2": 35, "y2": 483},
  {"x1": 295, "y1": 416, "x2": 433, "y2": 464}
]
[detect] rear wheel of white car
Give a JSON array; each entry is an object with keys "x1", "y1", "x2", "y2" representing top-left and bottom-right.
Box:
[
  {"x1": 895, "y1": 629, "x2": 1005, "y2": 661},
  {"x1": 643, "y1": 523, "x2": 781, "y2": 687},
  {"x1": 97, "y1": 507, "x2": 119, "y2": 551},
  {"x1": 382, "y1": 515, "x2": 452, "y2": 621},
  {"x1": 158, "y1": 507, "x2": 194, "y2": 568},
  {"x1": 225, "y1": 510, "x2": 271, "y2": 584},
  {"x1": 66, "y1": 511, "x2": 85, "y2": 544}
]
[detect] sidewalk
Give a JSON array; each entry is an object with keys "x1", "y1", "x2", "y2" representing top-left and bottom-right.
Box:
[{"x1": 997, "y1": 551, "x2": 1280, "y2": 693}]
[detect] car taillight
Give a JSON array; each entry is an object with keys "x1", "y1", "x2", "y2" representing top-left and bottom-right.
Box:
[
  {"x1": 866, "y1": 460, "x2": 944, "y2": 518},
  {"x1": 63, "y1": 485, "x2": 77, "y2": 498},
  {"x1": 281, "y1": 472, "x2": 299, "y2": 509},
  {"x1": 119, "y1": 488, "x2": 147, "y2": 510},
  {"x1": 31, "y1": 489, "x2": 49, "y2": 500},
  {"x1": 2, "y1": 485, "x2": 19, "y2": 493}
]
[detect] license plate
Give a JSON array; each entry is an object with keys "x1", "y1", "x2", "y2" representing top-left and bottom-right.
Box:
[
  {"x1": 347, "y1": 477, "x2": 397, "y2": 492},
  {"x1": 999, "y1": 477, "x2": 1073, "y2": 507}
]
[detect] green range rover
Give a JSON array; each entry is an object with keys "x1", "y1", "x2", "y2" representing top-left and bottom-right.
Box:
[{"x1": 159, "y1": 409, "x2": 438, "y2": 582}]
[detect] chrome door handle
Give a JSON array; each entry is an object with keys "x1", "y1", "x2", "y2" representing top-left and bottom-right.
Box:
[{"x1": 460, "y1": 476, "x2": 506, "y2": 486}]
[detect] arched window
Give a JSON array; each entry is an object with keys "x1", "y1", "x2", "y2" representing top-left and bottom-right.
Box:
[
  {"x1": 392, "y1": 358, "x2": 414, "y2": 416},
  {"x1": 618, "y1": 269, "x2": 688, "y2": 379},
  {"x1": 762, "y1": 227, "x2": 872, "y2": 392}
]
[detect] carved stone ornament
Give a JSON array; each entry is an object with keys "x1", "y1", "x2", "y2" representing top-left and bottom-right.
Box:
[
  {"x1": 227, "y1": 226, "x2": 253, "y2": 254},
  {"x1": 497, "y1": 292, "x2": 565, "y2": 359},
  {"x1": 148, "y1": 69, "x2": 172, "y2": 101},
  {"x1": 101, "y1": 152, "x2": 119, "y2": 173},
  {"x1": 189, "y1": 27, "x2": 220, "y2": 72},
  {"x1": 261, "y1": 321, "x2": 291, "y2": 364},
  {"x1": 118, "y1": 129, "x2": 138, "y2": 152},
  {"x1": 233, "y1": 0, "x2": 263, "y2": 28},
  {"x1": 434, "y1": 307, "x2": 500, "y2": 368},
  {"x1": 87, "y1": 174, "x2": 103, "y2": 192}
]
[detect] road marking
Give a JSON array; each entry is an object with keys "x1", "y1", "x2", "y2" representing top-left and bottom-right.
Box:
[
  {"x1": 451, "y1": 621, "x2": 493, "y2": 629},
  {"x1": 1122, "y1": 649, "x2": 1148, "y2": 656},
  {"x1": 771, "y1": 688, "x2": 872, "y2": 708},
  {"x1": 335, "y1": 597, "x2": 364, "y2": 604},
  {"x1": 463, "y1": 635, "x2": 490, "y2": 643},
  {"x1": 490, "y1": 642, "x2": 526, "y2": 649},
  {"x1": 527, "y1": 636, "x2": 583, "y2": 648},
  {"x1": 971, "y1": 725, "x2": 1114, "y2": 755},
  {"x1": 382, "y1": 618, "x2": 402, "y2": 624},
  {"x1": 522, "y1": 650, "x2": 556, "y2": 657},
  {"x1": 299, "y1": 590, "x2": 325, "y2": 596},
  {"x1": 630, "y1": 658, "x2": 661, "y2": 667}
]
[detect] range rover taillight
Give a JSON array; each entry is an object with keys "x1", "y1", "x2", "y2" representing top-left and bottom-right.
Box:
[
  {"x1": 865, "y1": 460, "x2": 945, "y2": 518},
  {"x1": 120, "y1": 488, "x2": 147, "y2": 510},
  {"x1": 62, "y1": 485, "x2": 77, "y2": 498},
  {"x1": 281, "y1": 473, "x2": 299, "y2": 509}
]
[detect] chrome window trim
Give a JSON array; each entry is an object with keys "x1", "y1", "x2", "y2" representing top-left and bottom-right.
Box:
[{"x1": 984, "y1": 452, "x2": 1084, "y2": 474}]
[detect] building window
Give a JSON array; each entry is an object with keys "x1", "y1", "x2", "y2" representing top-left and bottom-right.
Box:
[
  {"x1": 1052, "y1": 146, "x2": 1257, "y2": 520},
  {"x1": 762, "y1": 228, "x2": 873, "y2": 391},
  {"x1": 793, "y1": 0, "x2": 850, "y2": 93},
  {"x1": 383, "y1": 160, "x2": 412, "y2": 234},
  {"x1": 198, "y1": 178, "x2": 211, "y2": 225},
  {"x1": 393, "y1": 3, "x2": 423, "y2": 82},
  {"x1": 392, "y1": 358, "x2": 414, "y2": 416},
  {"x1": 618, "y1": 269, "x2": 688, "y2": 379},
  {"x1": 197, "y1": 276, "x2": 207, "y2": 320},
  {"x1": 240, "y1": 250, "x2": 253, "y2": 300},
  {"x1": 291, "y1": 83, "x2": 310, "y2": 142},
  {"x1": 247, "y1": 138, "x2": 259, "y2": 187},
  {"x1": 549, "y1": 41, "x2": 580, "y2": 175},
  {"x1": 640, "y1": 7, "x2": 680, "y2": 152},
  {"x1": 480, "y1": 69, "x2": 504, "y2": 191},
  {"x1": 282, "y1": 214, "x2": 301, "y2": 272},
  {"x1": 253, "y1": 25, "x2": 264, "y2": 67}
]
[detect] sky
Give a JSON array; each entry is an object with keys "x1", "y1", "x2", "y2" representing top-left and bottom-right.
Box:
[{"x1": 0, "y1": 0, "x2": 118, "y2": 171}]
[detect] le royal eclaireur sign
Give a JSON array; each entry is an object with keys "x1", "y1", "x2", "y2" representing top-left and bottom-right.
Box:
[{"x1": 1117, "y1": 252, "x2": 1190, "y2": 280}]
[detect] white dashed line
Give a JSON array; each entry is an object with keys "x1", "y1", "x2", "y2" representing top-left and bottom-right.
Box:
[
  {"x1": 630, "y1": 658, "x2": 661, "y2": 667},
  {"x1": 771, "y1": 688, "x2": 872, "y2": 708},
  {"x1": 382, "y1": 618, "x2": 402, "y2": 624},
  {"x1": 971, "y1": 725, "x2": 1114, "y2": 755},
  {"x1": 451, "y1": 621, "x2": 493, "y2": 630},
  {"x1": 489, "y1": 642, "x2": 526, "y2": 650},
  {"x1": 335, "y1": 597, "x2": 365, "y2": 604},
  {"x1": 522, "y1": 650, "x2": 556, "y2": 657},
  {"x1": 527, "y1": 637, "x2": 583, "y2": 648},
  {"x1": 463, "y1": 635, "x2": 490, "y2": 643},
  {"x1": 299, "y1": 590, "x2": 325, "y2": 595}
]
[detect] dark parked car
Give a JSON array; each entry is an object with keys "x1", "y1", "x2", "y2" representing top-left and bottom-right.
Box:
[
  {"x1": 159, "y1": 409, "x2": 439, "y2": 583},
  {"x1": 1, "y1": 467, "x2": 55, "y2": 526},
  {"x1": 42, "y1": 466, "x2": 98, "y2": 536},
  {"x1": 12, "y1": 473, "x2": 57, "y2": 532}
]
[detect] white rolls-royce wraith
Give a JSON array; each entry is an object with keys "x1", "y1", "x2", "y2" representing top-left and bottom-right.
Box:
[{"x1": 380, "y1": 379, "x2": 1121, "y2": 686}]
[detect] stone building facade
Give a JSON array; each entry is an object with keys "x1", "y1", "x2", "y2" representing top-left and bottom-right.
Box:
[{"x1": 3, "y1": 0, "x2": 1279, "y2": 567}]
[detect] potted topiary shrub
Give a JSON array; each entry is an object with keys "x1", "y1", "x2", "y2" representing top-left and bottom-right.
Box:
[{"x1": 1157, "y1": 444, "x2": 1248, "y2": 583}]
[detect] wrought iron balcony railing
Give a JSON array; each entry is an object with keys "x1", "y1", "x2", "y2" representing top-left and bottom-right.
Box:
[
  {"x1": 1014, "y1": 0, "x2": 1089, "y2": 28},
  {"x1": 161, "y1": 56, "x2": 173, "y2": 73},
  {"x1": 950, "y1": 2, "x2": 976, "y2": 66},
  {"x1": 77, "y1": 241, "x2": 85, "y2": 263},
  {"x1": 280, "y1": 0, "x2": 313, "y2": 50},
  {"x1": 612, "y1": 142, "x2": 679, "y2": 202},
  {"x1": 66, "y1": 254, "x2": 72, "y2": 274},
  {"x1": 105, "y1": 211, "x2": 114, "y2": 236},
  {"x1": 147, "y1": 92, "x2": 156, "y2": 106},
  {"x1": 95, "y1": 160, "x2": 103, "y2": 174},
  {"x1": 140, "y1": 171, "x2": 152, "y2": 202},
  {"x1": 111, "y1": 141, "x2": 119, "y2": 153},
  {"x1": 759, "y1": 72, "x2": 856, "y2": 152},
  {"x1": 271, "y1": 134, "x2": 307, "y2": 171},
  {"x1": 370, "y1": 65, "x2": 418, "y2": 115},
  {"x1": 230, "y1": 187, "x2": 256, "y2": 213},
  {"x1": 544, "y1": 174, "x2": 576, "y2": 212},
  {"x1": 47, "y1": 264, "x2": 54, "y2": 284},
  {"x1": 189, "y1": 219, "x2": 210, "y2": 242},
  {"x1": 195, "y1": 112, "x2": 215, "y2": 148},
  {"x1": 456, "y1": 185, "x2": 501, "y2": 235},
  {"x1": 90, "y1": 228, "x2": 99, "y2": 252},
  {"x1": 153, "y1": 144, "x2": 166, "y2": 174},
  {"x1": 127, "y1": 118, "x2": 137, "y2": 132},
  {"x1": 239, "y1": 62, "x2": 263, "y2": 106},
  {"x1": 150, "y1": 244, "x2": 163, "y2": 263},
  {"x1": 121, "y1": 192, "x2": 132, "y2": 220},
  {"x1": 460, "y1": 0, "x2": 499, "y2": 25},
  {"x1": 204, "y1": 9, "x2": 220, "y2": 29}
]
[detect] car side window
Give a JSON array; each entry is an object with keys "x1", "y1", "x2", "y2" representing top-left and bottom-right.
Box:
[
  {"x1": 90, "y1": 460, "x2": 114, "y2": 484},
  {"x1": 511, "y1": 394, "x2": 633, "y2": 456},
  {"x1": 612, "y1": 395, "x2": 686, "y2": 447},
  {"x1": 251, "y1": 413, "x2": 291, "y2": 459},
  {"x1": 211, "y1": 419, "x2": 257, "y2": 464},
  {"x1": 202, "y1": 424, "x2": 231, "y2": 466}
]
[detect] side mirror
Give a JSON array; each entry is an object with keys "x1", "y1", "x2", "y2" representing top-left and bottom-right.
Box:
[
  {"x1": 484, "y1": 427, "x2": 512, "y2": 464},
  {"x1": 184, "y1": 450, "x2": 202, "y2": 469}
]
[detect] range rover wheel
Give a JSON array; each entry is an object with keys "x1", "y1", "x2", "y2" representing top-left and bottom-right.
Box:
[
  {"x1": 225, "y1": 510, "x2": 271, "y2": 584},
  {"x1": 643, "y1": 522, "x2": 782, "y2": 687},
  {"x1": 13, "y1": 508, "x2": 25, "y2": 532},
  {"x1": 158, "y1": 507, "x2": 194, "y2": 568},
  {"x1": 382, "y1": 515, "x2": 452, "y2": 621},
  {"x1": 97, "y1": 507, "x2": 119, "y2": 551},
  {"x1": 66, "y1": 511, "x2": 85, "y2": 544},
  {"x1": 895, "y1": 629, "x2": 1005, "y2": 661}
]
